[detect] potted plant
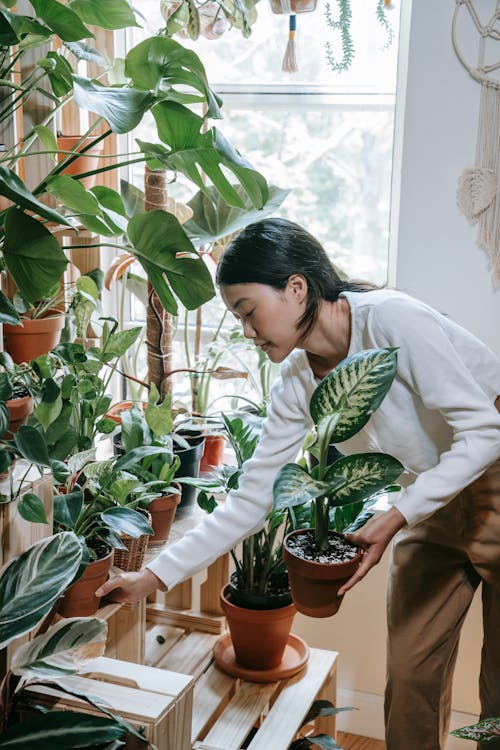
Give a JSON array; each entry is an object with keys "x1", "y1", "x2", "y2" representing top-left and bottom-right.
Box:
[
  {"x1": 53, "y1": 445, "x2": 171, "y2": 616},
  {"x1": 0, "y1": 532, "x2": 149, "y2": 747},
  {"x1": 115, "y1": 388, "x2": 183, "y2": 546},
  {"x1": 273, "y1": 347, "x2": 404, "y2": 618},
  {"x1": 0, "y1": 353, "x2": 37, "y2": 439},
  {"x1": 184, "y1": 412, "x2": 307, "y2": 677}
]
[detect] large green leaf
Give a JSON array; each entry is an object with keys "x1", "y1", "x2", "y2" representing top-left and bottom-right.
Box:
[
  {"x1": 0, "y1": 289, "x2": 21, "y2": 325},
  {"x1": 184, "y1": 183, "x2": 291, "y2": 246},
  {"x1": 0, "y1": 532, "x2": 83, "y2": 649},
  {"x1": 125, "y1": 36, "x2": 221, "y2": 118},
  {"x1": 324, "y1": 453, "x2": 403, "y2": 508},
  {"x1": 73, "y1": 76, "x2": 155, "y2": 134},
  {"x1": 30, "y1": 0, "x2": 93, "y2": 41},
  {"x1": 11, "y1": 617, "x2": 107, "y2": 676},
  {"x1": 310, "y1": 348, "x2": 398, "y2": 443},
  {"x1": 113, "y1": 445, "x2": 172, "y2": 472},
  {"x1": 0, "y1": 10, "x2": 51, "y2": 45},
  {"x1": 0, "y1": 711, "x2": 128, "y2": 749},
  {"x1": 0, "y1": 169, "x2": 70, "y2": 225},
  {"x1": 127, "y1": 210, "x2": 215, "y2": 314},
  {"x1": 101, "y1": 326, "x2": 141, "y2": 361},
  {"x1": 37, "y1": 51, "x2": 74, "y2": 97},
  {"x1": 100, "y1": 506, "x2": 153, "y2": 537},
  {"x1": 273, "y1": 463, "x2": 344, "y2": 511},
  {"x1": 18, "y1": 493, "x2": 49, "y2": 524},
  {"x1": 14, "y1": 425, "x2": 51, "y2": 466},
  {"x1": 146, "y1": 102, "x2": 268, "y2": 209},
  {"x1": 3, "y1": 210, "x2": 69, "y2": 304},
  {"x1": 54, "y1": 489, "x2": 84, "y2": 530},
  {"x1": 69, "y1": 0, "x2": 139, "y2": 29}
]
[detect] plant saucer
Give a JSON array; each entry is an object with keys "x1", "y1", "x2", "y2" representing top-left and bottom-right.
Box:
[{"x1": 212, "y1": 632, "x2": 309, "y2": 683}]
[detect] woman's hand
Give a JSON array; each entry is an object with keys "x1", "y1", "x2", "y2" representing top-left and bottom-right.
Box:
[
  {"x1": 95, "y1": 568, "x2": 166, "y2": 604},
  {"x1": 337, "y1": 507, "x2": 406, "y2": 595}
]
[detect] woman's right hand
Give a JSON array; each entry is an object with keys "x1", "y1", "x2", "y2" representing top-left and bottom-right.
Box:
[{"x1": 95, "y1": 568, "x2": 166, "y2": 604}]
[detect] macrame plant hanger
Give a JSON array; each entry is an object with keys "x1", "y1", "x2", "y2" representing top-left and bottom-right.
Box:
[
  {"x1": 452, "y1": 0, "x2": 500, "y2": 286},
  {"x1": 270, "y1": 0, "x2": 318, "y2": 73}
]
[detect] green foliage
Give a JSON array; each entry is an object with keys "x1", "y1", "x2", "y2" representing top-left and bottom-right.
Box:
[
  {"x1": 451, "y1": 717, "x2": 500, "y2": 743},
  {"x1": 273, "y1": 348, "x2": 404, "y2": 551}
]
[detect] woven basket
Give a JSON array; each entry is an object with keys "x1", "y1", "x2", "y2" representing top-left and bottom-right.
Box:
[{"x1": 113, "y1": 510, "x2": 152, "y2": 572}]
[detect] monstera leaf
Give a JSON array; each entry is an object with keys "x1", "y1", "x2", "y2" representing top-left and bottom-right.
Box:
[
  {"x1": 310, "y1": 348, "x2": 398, "y2": 445},
  {"x1": 0, "y1": 532, "x2": 83, "y2": 649}
]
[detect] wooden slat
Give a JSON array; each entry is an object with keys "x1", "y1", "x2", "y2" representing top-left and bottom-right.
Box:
[
  {"x1": 338, "y1": 733, "x2": 385, "y2": 750},
  {"x1": 145, "y1": 623, "x2": 185, "y2": 667},
  {"x1": 200, "y1": 680, "x2": 278, "y2": 750},
  {"x1": 157, "y1": 631, "x2": 220, "y2": 679},
  {"x1": 200, "y1": 555, "x2": 229, "y2": 615},
  {"x1": 191, "y1": 664, "x2": 235, "y2": 742},
  {"x1": 146, "y1": 603, "x2": 225, "y2": 634},
  {"x1": 245, "y1": 649, "x2": 337, "y2": 750}
]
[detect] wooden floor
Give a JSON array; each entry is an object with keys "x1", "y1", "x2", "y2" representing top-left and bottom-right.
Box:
[{"x1": 338, "y1": 733, "x2": 385, "y2": 750}]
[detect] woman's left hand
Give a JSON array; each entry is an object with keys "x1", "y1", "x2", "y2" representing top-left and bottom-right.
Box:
[{"x1": 337, "y1": 507, "x2": 406, "y2": 595}]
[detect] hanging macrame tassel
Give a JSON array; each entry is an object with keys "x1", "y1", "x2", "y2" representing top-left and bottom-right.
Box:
[{"x1": 282, "y1": 14, "x2": 298, "y2": 73}]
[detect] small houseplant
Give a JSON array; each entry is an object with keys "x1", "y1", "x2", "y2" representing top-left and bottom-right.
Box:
[
  {"x1": 186, "y1": 412, "x2": 303, "y2": 674},
  {"x1": 273, "y1": 347, "x2": 404, "y2": 617}
]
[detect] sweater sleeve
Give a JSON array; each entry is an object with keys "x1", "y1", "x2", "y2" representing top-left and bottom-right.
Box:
[
  {"x1": 146, "y1": 359, "x2": 311, "y2": 590},
  {"x1": 368, "y1": 298, "x2": 500, "y2": 527}
]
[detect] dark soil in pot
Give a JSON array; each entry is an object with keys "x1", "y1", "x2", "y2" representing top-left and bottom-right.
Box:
[
  {"x1": 283, "y1": 529, "x2": 363, "y2": 618},
  {"x1": 228, "y1": 572, "x2": 292, "y2": 610}
]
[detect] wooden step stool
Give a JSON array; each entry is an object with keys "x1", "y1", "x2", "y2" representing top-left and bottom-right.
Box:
[{"x1": 23, "y1": 655, "x2": 194, "y2": 750}]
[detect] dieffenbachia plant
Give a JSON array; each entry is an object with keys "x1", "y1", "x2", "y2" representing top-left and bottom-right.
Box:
[{"x1": 273, "y1": 348, "x2": 404, "y2": 552}]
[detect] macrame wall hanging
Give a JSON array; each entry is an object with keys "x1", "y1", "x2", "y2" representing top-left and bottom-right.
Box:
[
  {"x1": 452, "y1": 0, "x2": 500, "y2": 286},
  {"x1": 269, "y1": 0, "x2": 318, "y2": 72}
]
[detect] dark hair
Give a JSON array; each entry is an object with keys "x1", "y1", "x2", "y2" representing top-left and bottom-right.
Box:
[{"x1": 216, "y1": 217, "x2": 376, "y2": 334}]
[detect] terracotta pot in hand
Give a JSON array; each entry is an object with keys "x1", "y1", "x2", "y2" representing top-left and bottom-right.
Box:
[
  {"x1": 58, "y1": 547, "x2": 114, "y2": 618},
  {"x1": 283, "y1": 529, "x2": 363, "y2": 618}
]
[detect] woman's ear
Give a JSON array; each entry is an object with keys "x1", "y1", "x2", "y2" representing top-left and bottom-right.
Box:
[{"x1": 287, "y1": 274, "x2": 308, "y2": 303}]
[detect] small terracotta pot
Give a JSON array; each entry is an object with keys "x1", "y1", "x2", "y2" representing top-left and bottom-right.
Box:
[
  {"x1": 220, "y1": 585, "x2": 296, "y2": 670},
  {"x1": 58, "y1": 547, "x2": 114, "y2": 618},
  {"x1": 283, "y1": 529, "x2": 363, "y2": 618},
  {"x1": 5, "y1": 394, "x2": 33, "y2": 434},
  {"x1": 199, "y1": 433, "x2": 226, "y2": 474},
  {"x1": 148, "y1": 484, "x2": 181, "y2": 546},
  {"x1": 105, "y1": 401, "x2": 148, "y2": 426},
  {"x1": 4, "y1": 311, "x2": 65, "y2": 363},
  {"x1": 57, "y1": 136, "x2": 105, "y2": 190}
]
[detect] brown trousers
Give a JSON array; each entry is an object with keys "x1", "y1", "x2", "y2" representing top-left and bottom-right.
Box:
[{"x1": 385, "y1": 459, "x2": 500, "y2": 750}]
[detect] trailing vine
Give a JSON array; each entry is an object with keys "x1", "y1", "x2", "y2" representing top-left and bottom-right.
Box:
[{"x1": 325, "y1": 0, "x2": 394, "y2": 73}]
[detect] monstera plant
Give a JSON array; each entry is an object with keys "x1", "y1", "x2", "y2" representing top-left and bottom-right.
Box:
[
  {"x1": 273, "y1": 347, "x2": 404, "y2": 617},
  {"x1": 0, "y1": 532, "x2": 149, "y2": 747},
  {"x1": 0, "y1": 1, "x2": 270, "y2": 327}
]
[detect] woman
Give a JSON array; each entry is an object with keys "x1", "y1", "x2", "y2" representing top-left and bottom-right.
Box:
[{"x1": 97, "y1": 218, "x2": 500, "y2": 750}]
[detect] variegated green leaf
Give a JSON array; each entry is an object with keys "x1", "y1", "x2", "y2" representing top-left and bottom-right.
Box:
[
  {"x1": 451, "y1": 716, "x2": 500, "y2": 741},
  {"x1": 324, "y1": 453, "x2": 403, "y2": 508},
  {"x1": 273, "y1": 463, "x2": 344, "y2": 511},
  {"x1": 0, "y1": 711, "x2": 128, "y2": 749},
  {"x1": 310, "y1": 348, "x2": 398, "y2": 442},
  {"x1": 0, "y1": 532, "x2": 83, "y2": 649},
  {"x1": 11, "y1": 617, "x2": 107, "y2": 677}
]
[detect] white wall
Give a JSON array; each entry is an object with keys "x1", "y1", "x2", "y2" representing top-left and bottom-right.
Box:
[{"x1": 296, "y1": 0, "x2": 499, "y2": 743}]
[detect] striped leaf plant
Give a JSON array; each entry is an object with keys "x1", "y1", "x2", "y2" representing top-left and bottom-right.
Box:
[
  {"x1": 273, "y1": 348, "x2": 404, "y2": 553},
  {"x1": 0, "y1": 532, "x2": 150, "y2": 748}
]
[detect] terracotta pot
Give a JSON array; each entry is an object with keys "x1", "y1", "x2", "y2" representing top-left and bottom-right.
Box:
[
  {"x1": 5, "y1": 394, "x2": 33, "y2": 434},
  {"x1": 148, "y1": 483, "x2": 181, "y2": 546},
  {"x1": 58, "y1": 547, "x2": 114, "y2": 618},
  {"x1": 105, "y1": 401, "x2": 148, "y2": 426},
  {"x1": 57, "y1": 136, "x2": 105, "y2": 189},
  {"x1": 220, "y1": 585, "x2": 296, "y2": 670},
  {"x1": 283, "y1": 529, "x2": 363, "y2": 618},
  {"x1": 269, "y1": 0, "x2": 317, "y2": 13},
  {"x1": 3, "y1": 311, "x2": 65, "y2": 363},
  {"x1": 199, "y1": 433, "x2": 226, "y2": 474}
]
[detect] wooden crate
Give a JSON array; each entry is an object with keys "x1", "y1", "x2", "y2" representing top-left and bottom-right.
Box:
[
  {"x1": 146, "y1": 622, "x2": 338, "y2": 750},
  {"x1": 0, "y1": 465, "x2": 53, "y2": 567},
  {"x1": 23, "y1": 655, "x2": 194, "y2": 750}
]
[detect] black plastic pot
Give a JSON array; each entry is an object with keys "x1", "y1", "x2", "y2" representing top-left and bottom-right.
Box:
[{"x1": 174, "y1": 430, "x2": 205, "y2": 513}]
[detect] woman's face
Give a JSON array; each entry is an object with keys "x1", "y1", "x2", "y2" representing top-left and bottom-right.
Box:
[{"x1": 220, "y1": 278, "x2": 307, "y2": 363}]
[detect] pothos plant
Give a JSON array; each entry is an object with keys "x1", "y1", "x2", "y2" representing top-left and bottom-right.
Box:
[
  {"x1": 273, "y1": 348, "x2": 404, "y2": 553},
  {"x1": 0, "y1": 532, "x2": 151, "y2": 747}
]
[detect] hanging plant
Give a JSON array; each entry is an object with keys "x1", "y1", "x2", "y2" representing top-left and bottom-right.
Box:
[{"x1": 325, "y1": 0, "x2": 394, "y2": 73}]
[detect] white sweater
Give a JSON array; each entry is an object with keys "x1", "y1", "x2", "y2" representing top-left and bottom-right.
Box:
[{"x1": 147, "y1": 289, "x2": 500, "y2": 591}]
